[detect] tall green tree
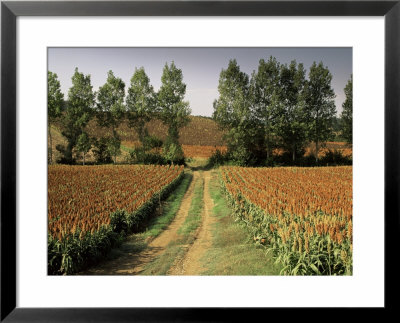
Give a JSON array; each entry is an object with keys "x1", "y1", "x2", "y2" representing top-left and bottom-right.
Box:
[
  {"x1": 341, "y1": 75, "x2": 353, "y2": 144},
  {"x1": 250, "y1": 56, "x2": 280, "y2": 160},
  {"x1": 48, "y1": 71, "x2": 64, "y2": 164},
  {"x1": 274, "y1": 61, "x2": 308, "y2": 162},
  {"x1": 58, "y1": 68, "x2": 94, "y2": 164},
  {"x1": 158, "y1": 62, "x2": 191, "y2": 164},
  {"x1": 126, "y1": 67, "x2": 157, "y2": 149},
  {"x1": 213, "y1": 59, "x2": 262, "y2": 165},
  {"x1": 305, "y1": 61, "x2": 336, "y2": 162},
  {"x1": 76, "y1": 132, "x2": 91, "y2": 165},
  {"x1": 331, "y1": 116, "x2": 343, "y2": 136},
  {"x1": 96, "y1": 70, "x2": 126, "y2": 163},
  {"x1": 213, "y1": 59, "x2": 250, "y2": 129}
]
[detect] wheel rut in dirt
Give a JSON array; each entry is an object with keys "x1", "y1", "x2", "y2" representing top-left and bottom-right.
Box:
[{"x1": 168, "y1": 170, "x2": 215, "y2": 275}]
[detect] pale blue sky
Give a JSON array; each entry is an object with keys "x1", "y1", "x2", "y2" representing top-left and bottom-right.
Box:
[{"x1": 48, "y1": 47, "x2": 352, "y2": 117}]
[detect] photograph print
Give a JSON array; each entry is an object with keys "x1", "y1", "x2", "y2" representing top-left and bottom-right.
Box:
[{"x1": 47, "y1": 47, "x2": 352, "y2": 276}]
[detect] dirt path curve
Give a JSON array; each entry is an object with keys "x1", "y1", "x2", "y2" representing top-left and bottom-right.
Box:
[
  {"x1": 168, "y1": 170, "x2": 215, "y2": 275},
  {"x1": 82, "y1": 171, "x2": 199, "y2": 275}
]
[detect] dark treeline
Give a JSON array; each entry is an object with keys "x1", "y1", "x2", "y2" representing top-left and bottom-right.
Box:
[
  {"x1": 48, "y1": 62, "x2": 191, "y2": 166},
  {"x1": 48, "y1": 57, "x2": 352, "y2": 168},
  {"x1": 211, "y1": 57, "x2": 352, "y2": 166}
]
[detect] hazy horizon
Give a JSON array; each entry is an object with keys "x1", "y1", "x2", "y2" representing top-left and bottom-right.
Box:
[{"x1": 48, "y1": 47, "x2": 352, "y2": 117}]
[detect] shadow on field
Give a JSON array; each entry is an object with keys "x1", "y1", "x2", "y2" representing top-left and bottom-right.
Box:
[{"x1": 186, "y1": 157, "x2": 213, "y2": 171}]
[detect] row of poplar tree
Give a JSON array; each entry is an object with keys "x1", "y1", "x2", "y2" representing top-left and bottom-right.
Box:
[
  {"x1": 48, "y1": 62, "x2": 191, "y2": 165},
  {"x1": 213, "y1": 57, "x2": 352, "y2": 166}
]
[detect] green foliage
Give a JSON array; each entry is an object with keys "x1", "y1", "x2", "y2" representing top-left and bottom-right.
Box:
[
  {"x1": 96, "y1": 70, "x2": 125, "y2": 163},
  {"x1": 270, "y1": 149, "x2": 351, "y2": 167},
  {"x1": 109, "y1": 210, "x2": 130, "y2": 234},
  {"x1": 143, "y1": 134, "x2": 163, "y2": 150},
  {"x1": 158, "y1": 62, "x2": 191, "y2": 130},
  {"x1": 207, "y1": 149, "x2": 230, "y2": 167},
  {"x1": 106, "y1": 131, "x2": 122, "y2": 163},
  {"x1": 55, "y1": 144, "x2": 70, "y2": 164},
  {"x1": 213, "y1": 59, "x2": 250, "y2": 130},
  {"x1": 304, "y1": 62, "x2": 337, "y2": 161},
  {"x1": 92, "y1": 137, "x2": 113, "y2": 164},
  {"x1": 96, "y1": 70, "x2": 126, "y2": 129},
  {"x1": 48, "y1": 71, "x2": 64, "y2": 122},
  {"x1": 47, "y1": 71, "x2": 64, "y2": 173},
  {"x1": 76, "y1": 132, "x2": 91, "y2": 153},
  {"x1": 163, "y1": 133, "x2": 185, "y2": 165},
  {"x1": 76, "y1": 132, "x2": 92, "y2": 165},
  {"x1": 67, "y1": 68, "x2": 95, "y2": 126},
  {"x1": 250, "y1": 56, "x2": 280, "y2": 159},
  {"x1": 319, "y1": 149, "x2": 352, "y2": 166},
  {"x1": 273, "y1": 61, "x2": 308, "y2": 162},
  {"x1": 48, "y1": 71, "x2": 64, "y2": 164},
  {"x1": 274, "y1": 147, "x2": 309, "y2": 166},
  {"x1": 57, "y1": 68, "x2": 95, "y2": 164},
  {"x1": 126, "y1": 147, "x2": 167, "y2": 165},
  {"x1": 91, "y1": 134, "x2": 122, "y2": 164},
  {"x1": 126, "y1": 67, "x2": 157, "y2": 146},
  {"x1": 331, "y1": 116, "x2": 345, "y2": 141},
  {"x1": 331, "y1": 116, "x2": 343, "y2": 133},
  {"x1": 213, "y1": 59, "x2": 265, "y2": 165},
  {"x1": 48, "y1": 226, "x2": 120, "y2": 275},
  {"x1": 341, "y1": 75, "x2": 353, "y2": 144},
  {"x1": 212, "y1": 57, "x2": 341, "y2": 167},
  {"x1": 158, "y1": 62, "x2": 191, "y2": 164},
  {"x1": 124, "y1": 132, "x2": 164, "y2": 164}
]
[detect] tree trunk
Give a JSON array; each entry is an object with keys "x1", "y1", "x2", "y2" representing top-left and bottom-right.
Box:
[
  {"x1": 316, "y1": 110, "x2": 319, "y2": 163},
  {"x1": 48, "y1": 124, "x2": 52, "y2": 164},
  {"x1": 138, "y1": 123, "x2": 145, "y2": 147},
  {"x1": 292, "y1": 144, "x2": 296, "y2": 162},
  {"x1": 113, "y1": 126, "x2": 117, "y2": 164},
  {"x1": 83, "y1": 152, "x2": 85, "y2": 166},
  {"x1": 67, "y1": 141, "x2": 74, "y2": 164}
]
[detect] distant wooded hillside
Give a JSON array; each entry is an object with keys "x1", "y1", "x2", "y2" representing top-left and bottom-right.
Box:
[{"x1": 55, "y1": 115, "x2": 225, "y2": 147}]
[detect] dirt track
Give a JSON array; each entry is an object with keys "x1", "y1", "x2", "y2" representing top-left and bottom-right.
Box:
[
  {"x1": 168, "y1": 171, "x2": 215, "y2": 275},
  {"x1": 82, "y1": 171, "x2": 201, "y2": 275}
]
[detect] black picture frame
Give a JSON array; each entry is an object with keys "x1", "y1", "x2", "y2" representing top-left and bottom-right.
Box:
[{"x1": 1, "y1": 0, "x2": 399, "y2": 321}]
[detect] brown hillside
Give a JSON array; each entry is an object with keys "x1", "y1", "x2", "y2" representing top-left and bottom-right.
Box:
[
  {"x1": 50, "y1": 116, "x2": 227, "y2": 163},
  {"x1": 59, "y1": 115, "x2": 226, "y2": 146}
]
